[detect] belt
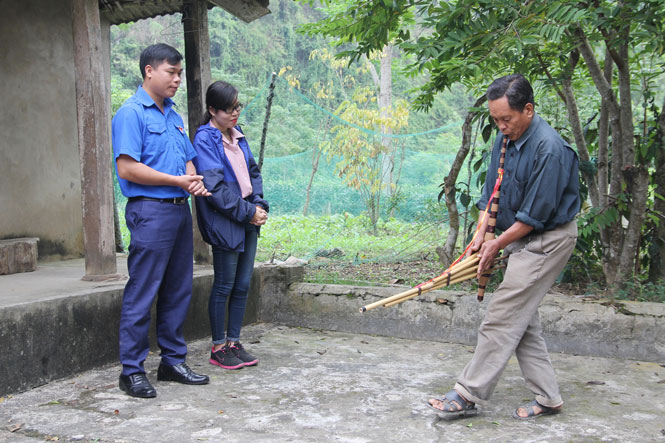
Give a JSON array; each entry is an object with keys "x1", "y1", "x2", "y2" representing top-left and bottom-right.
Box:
[{"x1": 128, "y1": 196, "x2": 188, "y2": 205}]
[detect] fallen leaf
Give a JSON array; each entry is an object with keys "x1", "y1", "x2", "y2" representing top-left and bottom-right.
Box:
[
  {"x1": 317, "y1": 350, "x2": 327, "y2": 355},
  {"x1": 294, "y1": 341, "x2": 299, "y2": 344},
  {"x1": 586, "y1": 381, "x2": 605, "y2": 385},
  {"x1": 228, "y1": 394, "x2": 237, "y2": 398},
  {"x1": 435, "y1": 298, "x2": 449, "y2": 305},
  {"x1": 657, "y1": 379, "x2": 665, "y2": 384},
  {"x1": 218, "y1": 410, "x2": 224, "y2": 414},
  {"x1": 0, "y1": 397, "x2": 4, "y2": 404},
  {"x1": 610, "y1": 401, "x2": 620, "y2": 405},
  {"x1": 114, "y1": 410, "x2": 119, "y2": 415},
  {"x1": 360, "y1": 340, "x2": 369, "y2": 344},
  {"x1": 492, "y1": 421, "x2": 500, "y2": 425},
  {"x1": 39, "y1": 400, "x2": 61, "y2": 406},
  {"x1": 466, "y1": 423, "x2": 473, "y2": 428},
  {"x1": 7, "y1": 424, "x2": 22, "y2": 432}
]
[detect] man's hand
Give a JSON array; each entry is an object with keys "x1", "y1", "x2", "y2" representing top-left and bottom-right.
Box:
[
  {"x1": 250, "y1": 206, "x2": 268, "y2": 226},
  {"x1": 466, "y1": 210, "x2": 490, "y2": 259},
  {"x1": 178, "y1": 174, "x2": 211, "y2": 197},
  {"x1": 476, "y1": 221, "x2": 534, "y2": 277},
  {"x1": 117, "y1": 155, "x2": 210, "y2": 196},
  {"x1": 466, "y1": 234, "x2": 484, "y2": 259},
  {"x1": 477, "y1": 238, "x2": 501, "y2": 277}
]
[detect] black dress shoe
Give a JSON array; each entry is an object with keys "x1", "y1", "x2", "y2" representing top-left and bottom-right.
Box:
[
  {"x1": 119, "y1": 373, "x2": 157, "y2": 398},
  {"x1": 157, "y1": 362, "x2": 210, "y2": 385}
]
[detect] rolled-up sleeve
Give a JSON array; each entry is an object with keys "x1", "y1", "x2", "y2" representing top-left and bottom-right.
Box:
[{"x1": 515, "y1": 151, "x2": 570, "y2": 231}]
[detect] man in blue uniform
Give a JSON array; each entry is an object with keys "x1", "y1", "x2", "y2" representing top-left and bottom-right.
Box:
[
  {"x1": 429, "y1": 74, "x2": 580, "y2": 419},
  {"x1": 112, "y1": 43, "x2": 211, "y2": 398}
]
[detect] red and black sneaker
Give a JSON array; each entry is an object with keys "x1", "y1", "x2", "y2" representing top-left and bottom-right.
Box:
[
  {"x1": 209, "y1": 345, "x2": 244, "y2": 370},
  {"x1": 230, "y1": 342, "x2": 258, "y2": 366}
]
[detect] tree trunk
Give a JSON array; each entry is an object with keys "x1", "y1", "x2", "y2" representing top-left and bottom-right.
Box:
[
  {"x1": 613, "y1": 30, "x2": 645, "y2": 287},
  {"x1": 303, "y1": 148, "x2": 322, "y2": 216},
  {"x1": 575, "y1": 27, "x2": 626, "y2": 286},
  {"x1": 561, "y1": 50, "x2": 600, "y2": 208},
  {"x1": 436, "y1": 96, "x2": 486, "y2": 266},
  {"x1": 649, "y1": 95, "x2": 665, "y2": 281},
  {"x1": 368, "y1": 45, "x2": 394, "y2": 205},
  {"x1": 597, "y1": 49, "x2": 613, "y2": 210}
]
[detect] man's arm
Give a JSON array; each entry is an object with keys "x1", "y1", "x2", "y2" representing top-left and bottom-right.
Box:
[
  {"x1": 116, "y1": 155, "x2": 210, "y2": 196},
  {"x1": 476, "y1": 221, "x2": 533, "y2": 277}
]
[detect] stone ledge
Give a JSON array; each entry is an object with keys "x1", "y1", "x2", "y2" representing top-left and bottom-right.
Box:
[
  {"x1": 258, "y1": 282, "x2": 665, "y2": 363},
  {"x1": 0, "y1": 237, "x2": 39, "y2": 275}
]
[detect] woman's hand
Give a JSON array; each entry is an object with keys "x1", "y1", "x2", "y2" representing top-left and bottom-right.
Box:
[{"x1": 250, "y1": 206, "x2": 268, "y2": 226}]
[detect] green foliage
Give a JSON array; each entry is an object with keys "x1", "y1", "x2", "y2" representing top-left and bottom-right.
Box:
[
  {"x1": 254, "y1": 213, "x2": 445, "y2": 263},
  {"x1": 612, "y1": 280, "x2": 665, "y2": 303}
]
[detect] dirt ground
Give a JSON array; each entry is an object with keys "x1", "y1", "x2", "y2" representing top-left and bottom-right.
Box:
[{"x1": 303, "y1": 259, "x2": 597, "y2": 297}]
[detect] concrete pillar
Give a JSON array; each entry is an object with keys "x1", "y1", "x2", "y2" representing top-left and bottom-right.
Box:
[
  {"x1": 183, "y1": 0, "x2": 213, "y2": 264},
  {"x1": 71, "y1": 0, "x2": 118, "y2": 279}
]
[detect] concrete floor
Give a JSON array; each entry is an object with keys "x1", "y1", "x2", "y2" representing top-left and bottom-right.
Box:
[{"x1": 1, "y1": 323, "x2": 664, "y2": 443}]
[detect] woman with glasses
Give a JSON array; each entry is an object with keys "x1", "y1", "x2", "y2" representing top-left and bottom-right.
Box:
[{"x1": 192, "y1": 81, "x2": 269, "y2": 370}]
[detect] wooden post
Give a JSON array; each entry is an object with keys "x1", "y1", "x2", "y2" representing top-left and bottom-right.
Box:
[
  {"x1": 258, "y1": 72, "x2": 277, "y2": 170},
  {"x1": 71, "y1": 0, "x2": 118, "y2": 280},
  {"x1": 183, "y1": 0, "x2": 212, "y2": 264}
]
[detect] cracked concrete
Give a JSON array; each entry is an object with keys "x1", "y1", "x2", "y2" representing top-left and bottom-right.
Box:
[{"x1": 1, "y1": 323, "x2": 664, "y2": 443}]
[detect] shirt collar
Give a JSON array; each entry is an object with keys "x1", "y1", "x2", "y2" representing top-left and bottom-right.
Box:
[
  {"x1": 216, "y1": 125, "x2": 245, "y2": 145},
  {"x1": 513, "y1": 114, "x2": 541, "y2": 151},
  {"x1": 135, "y1": 86, "x2": 175, "y2": 111}
]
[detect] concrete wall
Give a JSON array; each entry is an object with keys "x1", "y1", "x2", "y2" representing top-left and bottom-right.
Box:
[
  {"x1": 0, "y1": 0, "x2": 113, "y2": 259},
  {"x1": 259, "y1": 281, "x2": 665, "y2": 364}
]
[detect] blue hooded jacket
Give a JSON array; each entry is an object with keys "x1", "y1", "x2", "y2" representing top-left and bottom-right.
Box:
[{"x1": 192, "y1": 124, "x2": 269, "y2": 252}]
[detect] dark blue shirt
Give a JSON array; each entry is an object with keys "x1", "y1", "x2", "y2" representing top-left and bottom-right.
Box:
[
  {"x1": 112, "y1": 86, "x2": 196, "y2": 198},
  {"x1": 477, "y1": 114, "x2": 580, "y2": 232}
]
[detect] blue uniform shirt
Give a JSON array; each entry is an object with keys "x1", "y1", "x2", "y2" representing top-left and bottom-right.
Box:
[
  {"x1": 477, "y1": 114, "x2": 580, "y2": 232},
  {"x1": 112, "y1": 86, "x2": 196, "y2": 198}
]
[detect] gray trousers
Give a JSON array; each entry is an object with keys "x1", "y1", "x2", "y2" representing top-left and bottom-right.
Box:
[{"x1": 455, "y1": 220, "x2": 577, "y2": 408}]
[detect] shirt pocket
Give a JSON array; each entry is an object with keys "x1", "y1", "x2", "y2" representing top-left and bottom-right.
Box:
[
  {"x1": 143, "y1": 123, "x2": 167, "y2": 162},
  {"x1": 508, "y1": 177, "x2": 528, "y2": 212}
]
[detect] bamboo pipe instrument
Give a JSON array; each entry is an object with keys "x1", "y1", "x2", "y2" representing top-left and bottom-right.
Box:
[
  {"x1": 477, "y1": 135, "x2": 508, "y2": 302},
  {"x1": 383, "y1": 262, "x2": 507, "y2": 308},
  {"x1": 359, "y1": 255, "x2": 507, "y2": 312}
]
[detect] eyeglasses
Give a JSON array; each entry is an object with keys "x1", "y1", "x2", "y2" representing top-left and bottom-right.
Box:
[{"x1": 223, "y1": 103, "x2": 244, "y2": 114}]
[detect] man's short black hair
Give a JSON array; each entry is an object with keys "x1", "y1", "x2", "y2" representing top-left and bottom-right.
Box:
[
  {"x1": 486, "y1": 74, "x2": 534, "y2": 112},
  {"x1": 139, "y1": 43, "x2": 183, "y2": 79}
]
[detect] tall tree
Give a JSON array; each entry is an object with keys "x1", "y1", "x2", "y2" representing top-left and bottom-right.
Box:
[{"x1": 300, "y1": 0, "x2": 665, "y2": 289}]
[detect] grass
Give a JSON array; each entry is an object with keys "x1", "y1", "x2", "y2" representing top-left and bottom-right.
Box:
[{"x1": 255, "y1": 213, "x2": 445, "y2": 263}]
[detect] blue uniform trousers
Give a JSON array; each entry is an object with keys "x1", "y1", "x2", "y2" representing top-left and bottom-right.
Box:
[{"x1": 120, "y1": 199, "x2": 193, "y2": 376}]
